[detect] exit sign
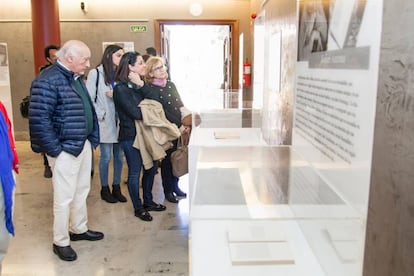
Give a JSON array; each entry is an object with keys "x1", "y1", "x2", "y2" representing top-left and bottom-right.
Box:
[{"x1": 130, "y1": 25, "x2": 147, "y2": 33}]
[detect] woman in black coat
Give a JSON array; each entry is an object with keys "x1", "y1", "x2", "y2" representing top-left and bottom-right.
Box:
[{"x1": 113, "y1": 51, "x2": 166, "y2": 221}]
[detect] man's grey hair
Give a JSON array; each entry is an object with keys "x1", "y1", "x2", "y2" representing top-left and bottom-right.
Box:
[{"x1": 55, "y1": 40, "x2": 87, "y2": 60}]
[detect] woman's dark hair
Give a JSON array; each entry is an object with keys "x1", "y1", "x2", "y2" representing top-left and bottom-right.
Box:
[
  {"x1": 114, "y1": 51, "x2": 140, "y2": 83},
  {"x1": 101, "y1": 44, "x2": 123, "y2": 85}
]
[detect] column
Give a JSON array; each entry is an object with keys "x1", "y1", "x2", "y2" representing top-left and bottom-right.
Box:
[{"x1": 31, "y1": 0, "x2": 61, "y2": 75}]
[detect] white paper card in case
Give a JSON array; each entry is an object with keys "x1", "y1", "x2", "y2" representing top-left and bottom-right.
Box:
[
  {"x1": 229, "y1": 242, "x2": 295, "y2": 265},
  {"x1": 214, "y1": 131, "x2": 240, "y2": 139},
  {"x1": 227, "y1": 224, "x2": 286, "y2": 242}
]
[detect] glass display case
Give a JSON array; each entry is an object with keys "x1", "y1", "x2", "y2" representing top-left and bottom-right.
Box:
[
  {"x1": 195, "y1": 108, "x2": 262, "y2": 128},
  {"x1": 188, "y1": 145, "x2": 365, "y2": 276},
  {"x1": 188, "y1": 109, "x2": 266, "y2": 196}
]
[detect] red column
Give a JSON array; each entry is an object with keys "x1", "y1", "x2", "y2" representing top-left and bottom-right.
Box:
[{"x1": 31, "y1": 0, "x2": 61, "y2": 75}]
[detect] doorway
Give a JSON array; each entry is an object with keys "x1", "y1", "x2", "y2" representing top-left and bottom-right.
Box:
[{"x1": 154, "y1": 19, "x2": 240, "y2": 110}]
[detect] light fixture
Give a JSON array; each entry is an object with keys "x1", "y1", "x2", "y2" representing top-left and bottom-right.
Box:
[
  {"x1": 80, "y1": 1, "x2": 88, "y2": 13},
  {"x1": 189, "y1": 2, "x2": 203, "y2": 17}
]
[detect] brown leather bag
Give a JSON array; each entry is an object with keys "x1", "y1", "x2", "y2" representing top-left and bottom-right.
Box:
[{"x1": 171, "y1": 133, "x2": 190, "y2": 177}]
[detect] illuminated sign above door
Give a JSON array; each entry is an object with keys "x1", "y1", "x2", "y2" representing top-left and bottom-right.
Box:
[{"x1": 130, "y1": 25, "x2": 147, "y2": 33}]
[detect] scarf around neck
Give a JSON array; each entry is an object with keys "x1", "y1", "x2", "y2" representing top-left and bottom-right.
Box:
[{"x1": 152, "y1": 78, "x2": 167, "y2": 87}]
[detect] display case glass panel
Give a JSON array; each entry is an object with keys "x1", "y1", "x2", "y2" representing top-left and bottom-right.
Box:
[{"x1": 189, "y1": 145, "x2": 365, "y2": 276}]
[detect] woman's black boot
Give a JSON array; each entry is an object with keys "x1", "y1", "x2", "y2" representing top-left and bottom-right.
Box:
[
  {"x1": 173, "y1": 183, "x2": 187, "y2": 198},
  {"x1": 112, "y1": 184, "x2": 127, "y2": 202},
  {"x1": 100, "y1": 187, "x2": 118, "y2": 203},
  {"x1": 165, "y1": 192, "x2": 178, "y2": 203}
]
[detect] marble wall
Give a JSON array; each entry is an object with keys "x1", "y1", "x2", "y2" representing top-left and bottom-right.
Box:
[{"x1": 363, "y1": 0, "x2": 414, "y2": 275}]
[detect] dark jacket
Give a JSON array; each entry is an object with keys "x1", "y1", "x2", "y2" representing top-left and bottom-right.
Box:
[
  {"x1": 113, "y1": 81, "x2": 150, "y2": 141},
  {"x1": 29, "y1": 62, "x2": 99, "y2": 157},
  {"x1": 145, "y1": 81, "x2": 184, "y2": 127}
]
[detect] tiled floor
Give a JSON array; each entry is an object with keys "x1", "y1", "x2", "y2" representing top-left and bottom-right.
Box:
[{"x1": 2, "y1": 141, "x2": 189, "y2": 276}]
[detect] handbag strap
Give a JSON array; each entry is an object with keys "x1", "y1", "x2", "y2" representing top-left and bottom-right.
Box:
[
  {"x1": 178, "y1": 130, "x2": 191, "y2": 147},
  {"x1": 94, "y1": 67, "x2": 99, "y2": 103}
]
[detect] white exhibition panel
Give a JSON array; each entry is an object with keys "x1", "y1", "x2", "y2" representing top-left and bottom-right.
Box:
[{"x1": 294, "y1": 0, "x2": 383, "y2": 216}]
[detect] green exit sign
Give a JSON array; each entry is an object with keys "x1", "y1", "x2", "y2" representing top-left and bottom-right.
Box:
[{"x1": 130, "y1": 25, "x2": 147, "y2": 33}]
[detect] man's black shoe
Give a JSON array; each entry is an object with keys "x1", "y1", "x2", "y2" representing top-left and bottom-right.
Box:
[
  {"x1": 53, "y1": 244, "x2": 77, "y2": 261},
  {"x1": 69, "y1": 230, "x2": 104, "y2": 241},
  {"x1": 144, "y1": 201, "x2": 167, "y2": 212}
]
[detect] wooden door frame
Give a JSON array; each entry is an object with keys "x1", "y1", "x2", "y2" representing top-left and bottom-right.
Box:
[{"x1": 154, "y1": 19, "x2": 240, "y2": 89}]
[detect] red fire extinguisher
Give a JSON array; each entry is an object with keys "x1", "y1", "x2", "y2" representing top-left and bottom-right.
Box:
[{"x1": 243, "y1": 58, "x2": 251, "y2": 87}]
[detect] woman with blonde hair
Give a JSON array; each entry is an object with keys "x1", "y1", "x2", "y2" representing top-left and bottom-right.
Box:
[{"x1": 144, "y1": 56, "x2": 190, "y2": 203}]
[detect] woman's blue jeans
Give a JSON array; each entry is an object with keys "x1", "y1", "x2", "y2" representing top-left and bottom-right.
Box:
[
  {"x1": 99, "y1": 143, "x2": 123, "y2": 187},
  {"x1": 120, "y1": 140, "x2": 157, "y2": 211}
]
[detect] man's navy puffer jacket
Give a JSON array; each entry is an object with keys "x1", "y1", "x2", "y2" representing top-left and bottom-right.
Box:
[{"x1": 29, "y1": 62, "x2": 99, "y2": 157}]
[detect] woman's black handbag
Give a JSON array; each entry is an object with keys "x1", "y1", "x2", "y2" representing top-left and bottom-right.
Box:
[{"x1": 20, "y1": 96, "x2": 30, "y2": 118}]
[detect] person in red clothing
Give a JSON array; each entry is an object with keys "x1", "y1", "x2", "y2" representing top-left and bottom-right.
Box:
[{"x1": 0, "y1": 101, "x2": 18, "y2": 274}]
